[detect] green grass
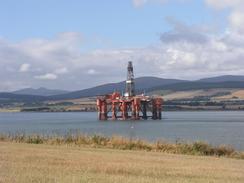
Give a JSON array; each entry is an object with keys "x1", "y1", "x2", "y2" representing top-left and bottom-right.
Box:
[{"x1": 0, "y1": 133, "x2": 243, "y2": 159}]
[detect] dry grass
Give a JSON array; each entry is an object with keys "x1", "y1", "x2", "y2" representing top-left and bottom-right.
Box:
[
  {"x1": 162, "y1": 89, "x2": 235, "y2": 100},
  {"x1": 214, "y1": 89, "x2": 244, "y2": 100},
  {"x1": 0, "y1": 141, "x2": 244, "y2": 183},
  {"x1": 0, "y1": 108, "x2": 20, "y2": 112},
  {"x1": 46, "y1": 98, "x2": 96, "y2": 105},
  {"x1": 163, "y1": 90, "x2": 204, "y2": 100}
]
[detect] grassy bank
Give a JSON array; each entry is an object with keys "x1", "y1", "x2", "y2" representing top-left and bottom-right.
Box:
[
  {"x1": 0, "y1": 133, "x2": 243, "y2": 159},
  {"x1": 0, "y1": 141, "x2": 244, "y2": 183},
  {"x1": 0, "y1": 108, "x2": 20, "y2": 112}
]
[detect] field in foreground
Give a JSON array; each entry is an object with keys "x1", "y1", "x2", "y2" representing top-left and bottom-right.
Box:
[{"x1": 0, "y1": 142, "x2": 244, "y2": 183}]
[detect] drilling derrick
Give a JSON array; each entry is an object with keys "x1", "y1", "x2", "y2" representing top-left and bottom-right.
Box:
[
  {"x1": 125, "y1": 61, "x2": 135, "y2": 97},
  {"x1": 97, "y1": 61, "x2": 163, "y2": 121}
]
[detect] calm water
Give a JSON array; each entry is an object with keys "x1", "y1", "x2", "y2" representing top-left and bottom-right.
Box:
[{"x1": 0, "y1": 111, "x2": 244, "y2": 150}]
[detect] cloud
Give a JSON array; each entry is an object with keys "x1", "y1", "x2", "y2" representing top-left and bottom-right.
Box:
[
  {"x1": 2, "y1": 2, "x2": 244, "y2": 92},
  {"x1": 199, "y1": 0, "x2": 244, "y2": 31},
  {"x1": 229, "y1": 11, "x2": 244, "y2": 33},
  {"x1": 0, "y1": 81, "x2": 30, "y2": 92},
  {"x1": 132, "y1": 0, "x2": 190, "y2": 7},
  {"x1": 133, "y1": 0, "x2": 148, "y2": 7},
  {"x1": 87, "y1": 69, "x2": 98, "y2": 75},
  {"x1": 35, "y1": 73, "x2": 57, "y2": 80},
  {"x1": 153, "y1": 16, "x2": 244, "y2": 79},
  {"x1": 206, "y1": 0, "x2": 244, "y2": 33},
  {"x1": 19, "y1": 63, "x2": 30, "y2": 72},
  {"x1": 205, "y1": 0, "x2": 243, "y2": 9},
  {"x1": 1, "y1": 17, "x2": 244, "y2": 91},
  {"x1": 160, "y1": 17, "x2": 209, "y2": 44},
  {"x1": 55, "y1": 67, "x2": 68, "y2": 74}
]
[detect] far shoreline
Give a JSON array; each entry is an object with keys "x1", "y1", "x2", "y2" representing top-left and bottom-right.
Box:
[{"x1": 1, "y1": 108, "x2": 244, "y2": 113}]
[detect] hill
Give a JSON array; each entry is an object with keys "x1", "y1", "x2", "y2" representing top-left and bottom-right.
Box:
[
  {"x1": 48, "y1": 77, "x2": 186, "y2": 100},
  {"x1": 66, "y1": 75, "x2": 244, "y2": 99},
  {"x1": 0, "y1": 93, "x2": 45, "y2": 103},
  {"x1": 150, "y1": 81, "x2": 244, "y2": 92},
  {"x1": 1, "y1": 75, "x2": 244, "y2": 103},
  {"x1": 13, "y1": 87, "x2": 69, "y2": 96},
  {"x1": 199, "y1": 75, "x2": 244, "y2": 83}
]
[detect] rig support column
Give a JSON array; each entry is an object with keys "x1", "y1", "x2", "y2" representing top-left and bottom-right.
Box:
[
  {"x1": 99, "y1": 100, "x2": 107, "y2": 120},
  {"x1": 133, "y1": 98, "x2": 140, "y2": 120},
  {"x1": 156, "y1": 98, "x2": 162, "y2": 120},
  {"x1": 152, "y1": 99, "x2": 157, "y2": 120},
  {"x1": 97, "y1": 99, "x2": 102, "y2": 120},
  {"x1": 121, "y1": 101, "x2": 128, "y2": 120},
  {"x1": 112, "y1": 101, "x2": 117, "y2": 120},
  {"x1": 141, "y1": 101, "x2": 147, "y2": 120}
]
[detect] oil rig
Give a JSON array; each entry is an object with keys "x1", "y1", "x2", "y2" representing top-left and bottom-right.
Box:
[{"x1": 96, "y1": 61, "x2": 163, "y2": 120}]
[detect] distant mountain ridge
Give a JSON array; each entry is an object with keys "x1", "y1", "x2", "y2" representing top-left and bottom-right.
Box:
[
  {"x1": 48, "y1": 77, "x2": 187, "y2": 100},
  {"x1": 13, "y1": 87, "x2": 69, "y2": 96},
  {"x1": 0, "y1": 93, "x2": 46, "y2": 103},
  {"x1": 150, "y1": 81, "x2": 244, "y2": 92},
  {"x1": 1, "y1": 75, "x2": 244, "y2": 102},
  {"x1": 199, "y1": 75, "x2": 244, "y2": 83}
]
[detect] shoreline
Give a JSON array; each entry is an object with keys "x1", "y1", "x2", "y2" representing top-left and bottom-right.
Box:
[
  {"x1": 1, "y1": 109, "x2": 244, "y2": 113},
  {"x1": 1, "y1": 133, "x2": 243, "y2": 160}
]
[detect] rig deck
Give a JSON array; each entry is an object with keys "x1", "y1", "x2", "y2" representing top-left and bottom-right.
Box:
[{"x1": 97, "y1": 92, "x2": 162, "y2": 120}]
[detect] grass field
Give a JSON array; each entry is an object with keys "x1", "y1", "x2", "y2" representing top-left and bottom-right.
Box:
[
  {"x1": 0, "y1": 142, "x2": 244, "y2": 183},
  {"x1": 0, "y1": 108, "x2": 20, "y2": 112},
  {"x1": 214, "y1": 89, "x2": 244, "y2": 100}
]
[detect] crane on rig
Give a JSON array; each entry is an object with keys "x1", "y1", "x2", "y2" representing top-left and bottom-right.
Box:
[{"x1": 125, "y1": 61, "x2": 135, "y2": 97}]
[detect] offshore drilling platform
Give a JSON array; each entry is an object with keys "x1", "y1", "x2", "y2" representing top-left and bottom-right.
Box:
[{"x1": 96, "y1": 61, "x2": 163, "y2": 120}]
